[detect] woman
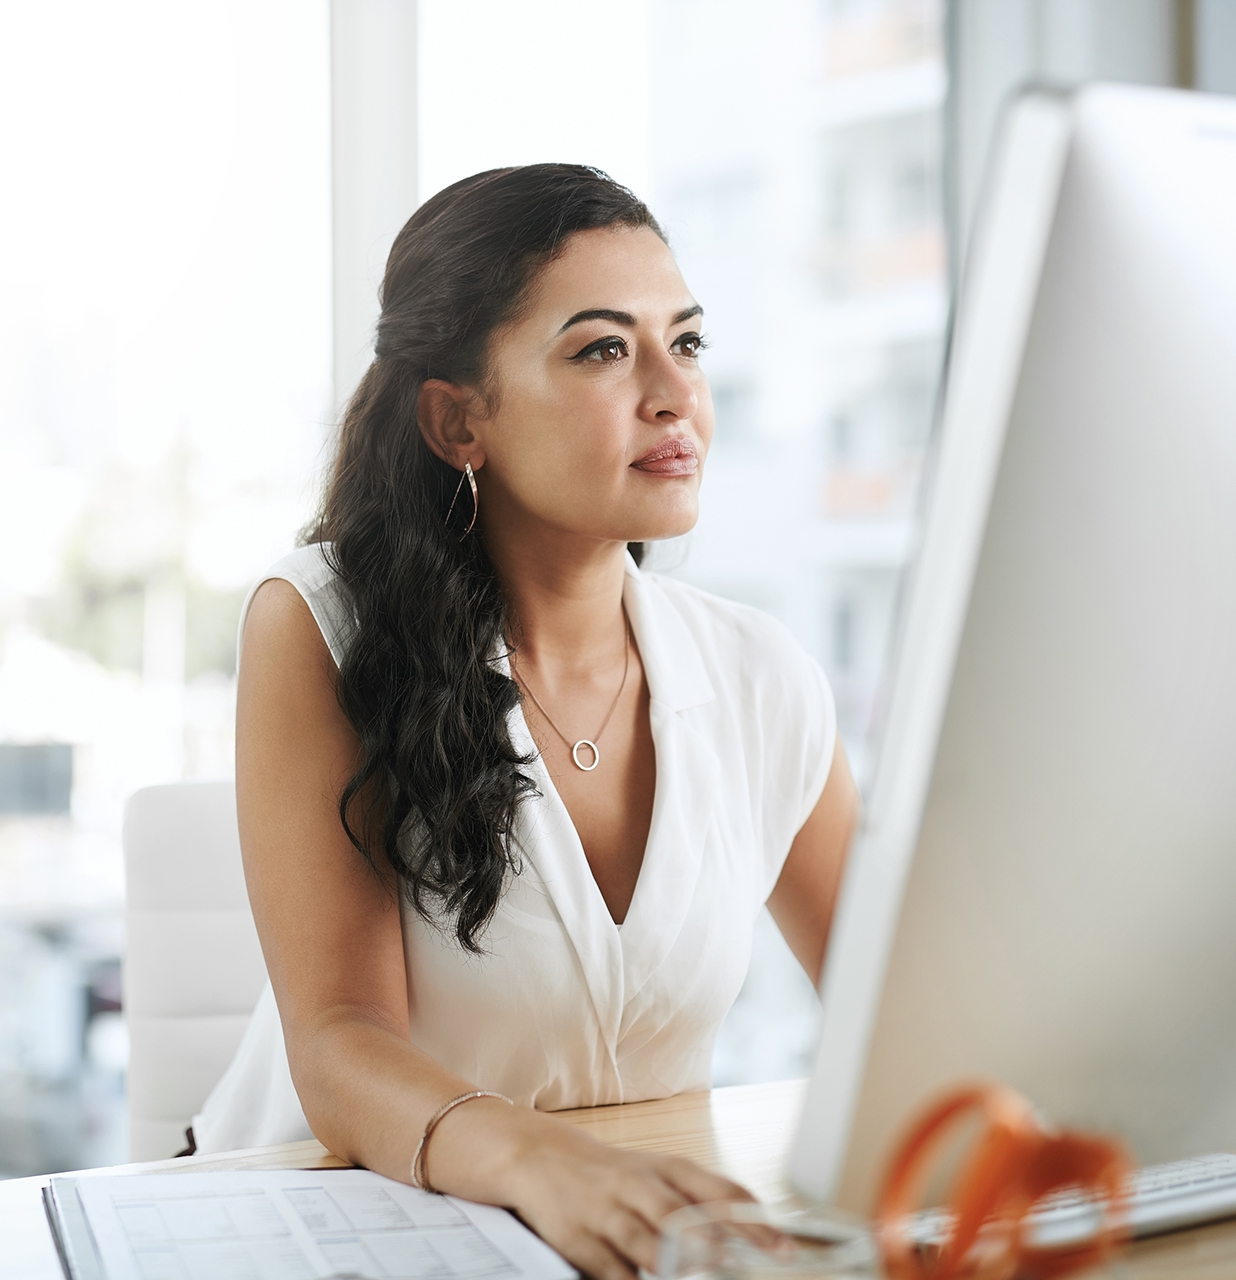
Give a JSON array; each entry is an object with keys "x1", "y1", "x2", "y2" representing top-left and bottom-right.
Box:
[{"x1": 198, "y1": 164, "x2": 859, "y2": 1279}]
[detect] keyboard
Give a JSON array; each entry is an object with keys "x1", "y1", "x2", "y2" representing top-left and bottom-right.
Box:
[{"x1": 912, "y1": 1153, "x2": 1236, "y2": 1248}]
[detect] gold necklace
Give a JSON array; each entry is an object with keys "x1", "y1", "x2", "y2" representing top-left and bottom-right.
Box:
[{"x1": 514, "y1": 618, "x2": 632, "y2": 772}]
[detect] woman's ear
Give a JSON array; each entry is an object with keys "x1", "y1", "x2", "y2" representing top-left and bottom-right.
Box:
[{"x1": 418, "y1": 379, "x2": 487, "y2": 472}]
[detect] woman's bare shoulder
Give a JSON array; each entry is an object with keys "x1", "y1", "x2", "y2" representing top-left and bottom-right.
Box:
[
  {"x1": 237, "y1": 578, "x2": 350, "y2": 758},
  {"x1": 241, "y1": 577, "x2": 335, "y2": 677}
]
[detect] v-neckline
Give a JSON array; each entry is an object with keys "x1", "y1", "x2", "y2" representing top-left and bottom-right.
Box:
[
  {"x1": 501, "y1": 562, "x2": 722, "y2": 1051},
  {"x1": 513, "y1": 570, "x2": 655, "y2": 933}
]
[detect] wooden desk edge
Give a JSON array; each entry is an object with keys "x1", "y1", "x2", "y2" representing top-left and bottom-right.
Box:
[{"x1": 4, "y1": 1078, "x2": 806, "y2": 1188}]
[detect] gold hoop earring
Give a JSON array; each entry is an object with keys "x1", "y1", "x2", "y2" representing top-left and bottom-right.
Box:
[{"x1": 445, "y1": 461, "x2": 479, "y2": 540}]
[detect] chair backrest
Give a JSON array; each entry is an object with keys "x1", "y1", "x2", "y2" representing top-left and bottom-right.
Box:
[{"x1": 123, "y1": 780, "x2": 267, "y2": 1160}]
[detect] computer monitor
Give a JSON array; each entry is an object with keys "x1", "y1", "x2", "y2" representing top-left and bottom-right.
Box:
[{"x1": 789, "y1": 82, "x2": 1236, "y2": 1211}]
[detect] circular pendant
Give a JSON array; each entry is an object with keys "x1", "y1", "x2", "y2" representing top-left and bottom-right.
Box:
[{"x1": 571, "y1": 739, "x2": 600, "y2": 771}]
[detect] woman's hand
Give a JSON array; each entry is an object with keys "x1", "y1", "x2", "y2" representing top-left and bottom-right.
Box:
[{"x1": 426, "y1": 1098, "x2": 756, "y2": 1280}]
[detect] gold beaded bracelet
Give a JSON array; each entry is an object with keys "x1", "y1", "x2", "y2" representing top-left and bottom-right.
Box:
[{"x1": 411, "y1": 1090, "x2": 514, "y2": 1192}]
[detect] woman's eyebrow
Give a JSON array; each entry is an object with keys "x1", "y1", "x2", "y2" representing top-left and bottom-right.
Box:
[
  {"x1": 556, "y1": 303, "x2": 704, "y2": 335},
  {"x1": 557, "y1": 307, "x2": 636, "y2": 334}
]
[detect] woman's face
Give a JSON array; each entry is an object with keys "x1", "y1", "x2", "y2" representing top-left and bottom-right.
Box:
[{"x1": 467, "y1": 225, "x2": 713, "y2": 549}]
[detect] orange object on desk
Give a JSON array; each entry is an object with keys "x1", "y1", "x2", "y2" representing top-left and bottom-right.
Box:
[{"x1": 876, "y1": 1083, "x2": 1132, "y2": 1280}]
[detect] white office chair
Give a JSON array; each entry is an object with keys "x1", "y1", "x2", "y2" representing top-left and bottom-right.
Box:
[{"x1": 123, "y1": 780, "x2": 268, "y2": 1160}]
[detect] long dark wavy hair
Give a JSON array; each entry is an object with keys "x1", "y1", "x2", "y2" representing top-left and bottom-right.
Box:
[{"x1": 308, "y1": 164, "x2": 663, "y2": 952}]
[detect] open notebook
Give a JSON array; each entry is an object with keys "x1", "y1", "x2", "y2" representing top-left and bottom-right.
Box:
[{"x1": 43, "y1": 1167, "x2": 576, "y2": 1280}]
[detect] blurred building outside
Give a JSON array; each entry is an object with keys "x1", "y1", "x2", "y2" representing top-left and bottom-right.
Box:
[{"x1": 1, "y1": 0, "x2": 1231, "y2": 1176}]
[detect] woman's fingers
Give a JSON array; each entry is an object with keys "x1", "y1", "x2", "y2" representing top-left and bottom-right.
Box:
[
  {"x1": 647, "y1": 1161, "x2": 785, "y2": 1259},
  {"x1": 600, "y1": 1200, "x2": 672, "y2": 1273},
  {"x1": 533, "y1": 1168, "x2": 686, "y2": 1273},
  {"x1": 565, "y1": 1233, "x2": 641, "y2": 1280},
  {"x1": 656, "y1": 1154, "x2": 756, "y2": 1205},
  {"x1": 598, "y1": 1161, "x2": 749, "y2": 1272},
  {"x1": 614, "y1": 1169, "x2": 692, "y2": 1235},
  {"x1": 499, "y1": 1118, "x2": 759, "y2": 1279}
]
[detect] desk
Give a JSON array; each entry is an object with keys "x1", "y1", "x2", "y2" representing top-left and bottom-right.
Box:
[{"x1": 5, "y1": 1078, "x2": 1235, "y2": 1279}]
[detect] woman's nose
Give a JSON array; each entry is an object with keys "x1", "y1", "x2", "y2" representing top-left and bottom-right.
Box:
[{"x1": 637, "y1": 348, "x2": 699, "y2": 423}]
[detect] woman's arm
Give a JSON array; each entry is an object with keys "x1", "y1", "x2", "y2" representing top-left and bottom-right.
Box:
[
  {"x1": 766, "y1": 737, "x2": 861, "y2": 985},
  {"x1": 237, "y1": 579, "x2": 749, "y2": 1280}
]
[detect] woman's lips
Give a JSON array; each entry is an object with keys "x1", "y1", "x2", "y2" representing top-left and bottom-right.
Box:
[{"x1": 630, "y1": 437, "x2": 699, "y2": 476}]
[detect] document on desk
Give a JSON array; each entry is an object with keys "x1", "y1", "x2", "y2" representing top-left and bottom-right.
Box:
[{"x1": 47, "y1": 1168, "x2": 576, "y2": 1280}]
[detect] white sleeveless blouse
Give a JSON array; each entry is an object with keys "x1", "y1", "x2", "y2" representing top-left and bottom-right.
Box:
[{"x1": 192, "y1": 544, "x2": 836, "y2": 1153}]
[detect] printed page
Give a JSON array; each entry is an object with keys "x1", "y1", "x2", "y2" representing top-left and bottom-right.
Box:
[{"x1": 73, "y1": 1168, "x2": 576, "y2": 1280}]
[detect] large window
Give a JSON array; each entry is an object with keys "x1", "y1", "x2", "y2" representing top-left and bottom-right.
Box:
[
  {"x1": 3, "y1": 0, "x2": 1223, "y2": 1175},
  {"x1": 0, "y1": 0, "x2": 331, "y2": 1174}
]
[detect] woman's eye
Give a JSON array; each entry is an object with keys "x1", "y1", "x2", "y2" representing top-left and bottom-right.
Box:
[
  {"x1": 574, "y1": 337, "x2": 628, "y2": 362},
  {"x1": 672, "y1": 331, "x2": 708, "y2": 358}
]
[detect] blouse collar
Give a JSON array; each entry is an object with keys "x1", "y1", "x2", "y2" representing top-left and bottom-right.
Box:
[{"x1": 621, "y1": 551, "x2": 715, "y2": 714}]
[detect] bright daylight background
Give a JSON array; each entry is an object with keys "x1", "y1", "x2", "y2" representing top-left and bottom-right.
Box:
[{"x1": 2, "y1": 0, "x2": 1230, "y2": 1176}]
